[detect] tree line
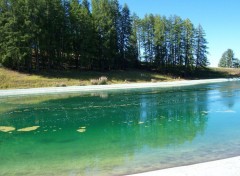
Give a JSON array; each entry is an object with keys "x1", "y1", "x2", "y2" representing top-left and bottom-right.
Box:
[{"x1": 0, "y1": 0, "x2": 209, "y2": 72}]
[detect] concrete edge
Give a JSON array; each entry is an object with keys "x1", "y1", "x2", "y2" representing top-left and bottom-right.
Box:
[
  {"x1": 0, "y1": 78, "x2": 239, "y2": 97},
  {"x1": 128, "y1": 156, "x2": 240, "y2": 176}
]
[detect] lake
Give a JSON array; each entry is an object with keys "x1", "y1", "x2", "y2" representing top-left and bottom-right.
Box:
[{"x1": 0, "y1": 81, "x2": 240, "y2": 176}]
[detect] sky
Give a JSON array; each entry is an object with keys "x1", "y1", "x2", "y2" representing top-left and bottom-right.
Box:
[{"x1": 119, "y1": 0, "x2": 240, "y2": 67}]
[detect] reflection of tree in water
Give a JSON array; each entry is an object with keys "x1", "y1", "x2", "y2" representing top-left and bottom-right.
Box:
[
  {"x1": 132, "y1": 88, "x2": 209, "y2": 148},
  {"x1": 0, "y1": 87, "x2": 209, "y2": 175},
  {"x1": 1, "y1": 88, "x2": 209, "y2": 145},
  {"x1": 217, "y1": 81, "x2": 240, "y2": 108}
]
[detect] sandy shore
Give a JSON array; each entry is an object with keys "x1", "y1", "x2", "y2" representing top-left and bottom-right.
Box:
[
  {"x1": 129, "y1": 156, "x2": 240, "y2": 176},
  {"x1": 0, "y1": 78, "x2": 237, "y2": 97}
]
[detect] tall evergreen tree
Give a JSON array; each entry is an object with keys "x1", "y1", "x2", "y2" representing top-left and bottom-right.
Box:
[
  {"x1": 128, "y1": 13, "x2": 140, "y2": 67},
  {"x1": 80, "y1": 0, "x2": 96, "y2": 69},
  {"x1": 172, "y1": 16, "x2": 184, "y2": 66},
  {"x1": 109, "y1": 0, "x2": 121, "y2": 69},
  {"x1": 153, "y1": 15, "x2": 167, "y2": 69},
  {"x1": 119, "y1": 3, "x2": 131, "y2": 69},
  {"x1": 92, "y1": 0, "x2": 119, "y2": 70},
  {"x1": 141, "y1": 14, "x2": 155, "y2": 66},
  {"x1": 194, "y1": 24, "x2": 209, "y2": 68},
  {"x1": 233, "y1": 58, "x2": 240, "y2": 68},
  {"x1": 218, "y1": 49, "x2": 237, "y2": 68},
  {"x1": 183, "y1": 19, "x2": 195, "y2": 69},
  {"x1": 69, "y1": 0, "x2": 82, "y2": 69},
  {"x1": 166, "y1": 16, "x2": 175, "y2": 67},
  {"x1": 0, "y1": 0, "x2": 37, "y2": 70}
]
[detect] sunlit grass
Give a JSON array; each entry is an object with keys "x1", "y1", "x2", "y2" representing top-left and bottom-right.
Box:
[
  {"x1": 0, "y1": 68, "x2": 173, "y2": 89},
  {"x1": 0, "y1": 67, "x2": 239, "y2": 89}
]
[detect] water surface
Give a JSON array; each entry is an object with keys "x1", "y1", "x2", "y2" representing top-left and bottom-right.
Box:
[{"x1": 0, "y1": 81, "x2": 240, "y2": 175}]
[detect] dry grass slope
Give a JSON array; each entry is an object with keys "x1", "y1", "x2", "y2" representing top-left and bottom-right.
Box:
[
  {"x1": 0, "y1": 68, "x2": 173, "y2": 89},
  {"x1": 0, "y1": 67, "x2": 239, "y2": 89}
]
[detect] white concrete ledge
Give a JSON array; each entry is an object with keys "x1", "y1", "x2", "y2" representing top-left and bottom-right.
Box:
[
  {"x1": 129, "y1": 156, "x2": 240, "y2": 176},
  {"x1": 0, "y1": 78, "x2": 239, "y2": 97}
]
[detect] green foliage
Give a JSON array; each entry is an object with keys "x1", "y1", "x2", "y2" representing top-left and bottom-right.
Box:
[
  {"x1": 128, "y1": 13, "x2": 140, "y2": 67},
  {"x1": 69, "y1": 0, "x2": 95, "y2": 69},
  {"x1": 233, "y1": 58, "x2": 240, "y2": 68},
  {"x1": 183, "y1": 19, "x2": 195, "y2": 69},
  {"x1": 194, "y1": 25, "x2": 209, "y2": 68},
  {"x1": 219, "y1": 49, "x2": 240, "y2": 68},
  {"x1": 0, "y1": 0, "x2": 209, "y2": 73},
  {"x1": 138, "y1": 15, "x2": 209, "y2": 71}
]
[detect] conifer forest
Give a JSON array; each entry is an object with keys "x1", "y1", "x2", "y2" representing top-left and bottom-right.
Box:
[{"x1": 0, "y1": 0, "x2": 209, "y2": 72}]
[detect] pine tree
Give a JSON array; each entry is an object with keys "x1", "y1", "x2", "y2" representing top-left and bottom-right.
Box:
[
  {"x1": 128, "y1": 13, "x2": 140, "y2": 67},
  {"x1": 166, "y1": 16, "x2": 175, "y2": 67},
  {"x1": 37, "y1": 0, "x2": 66, "y2": 69},
  {"x1": 0, "y1": 0, "x2": 37, "y2": 70},
  {"x1": 172, "y1": 16, "x2": 184, "y2": 66},
  {"x1": 218, "y1": 54, "x2": 227, "y2": 68},
  {"x1": 119, "y1": 3, "x2": 131, "y2": 69},
  {"x1": 141, "y1": 14, "x2": 155, "y2": 66},
  {"x1": 153, "y1": 15, "x2": 167, "y2": 69},
  {"x1": 92, "y1": 0, "x2": 121, "y2": 70},
  {"x1": 233, "y1": 58, "x2": 240, "y2": 68},
  {"x1": 183, "y1": 19, "x2": 194, "y2": 70},
  {"x1": 69, "y1": 0, "x2": 83, "y2": 69},
  {"x1": 218, "y1": 49, "x2": 236, "y2": 68},
  {"x1": 82, "y1": 0, "x2": 90, "y2": 14},
  {"x1": 194, "y1": 24, "x2": 209, "y2": 68},
  {"x1": 81, "y1": 0, "x2": 96, "y2": 69},
  {"x1": 109, "y1": 0, "x2": 121, "y2": 69}
]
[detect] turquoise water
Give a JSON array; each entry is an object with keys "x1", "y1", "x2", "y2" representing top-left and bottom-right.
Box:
[{"x1": 0, "y1": 81, "x2": 240, "y2": 176}]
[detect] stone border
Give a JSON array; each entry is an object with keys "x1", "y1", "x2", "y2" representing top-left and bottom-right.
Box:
[
  {"x1": 0, "y1": 78, "x2": 238, "y2": 97},
  {"x1": 129, "y1": 156, "x2": 240, "y2": 176}
]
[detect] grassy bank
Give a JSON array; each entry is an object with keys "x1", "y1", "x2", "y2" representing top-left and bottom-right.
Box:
[{"x1": 0, "y1": 67, "x2": 239, "y2": 89}]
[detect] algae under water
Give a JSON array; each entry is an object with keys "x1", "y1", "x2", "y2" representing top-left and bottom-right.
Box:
[{"x1": 0, "y1": 81, "x2": 240, "y2": 175}]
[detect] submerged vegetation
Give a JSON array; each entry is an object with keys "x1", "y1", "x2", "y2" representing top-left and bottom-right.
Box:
[
  {"x1": 0, "y1": 0, "x2": 208, "y2": 73},
  {"x1": 1, "y1": 81, "x2": 240, "y2": 175}
]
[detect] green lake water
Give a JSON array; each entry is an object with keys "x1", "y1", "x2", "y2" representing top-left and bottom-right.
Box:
[{"x1": 0, "y1": 81, "x2": 240, "y2": 176}]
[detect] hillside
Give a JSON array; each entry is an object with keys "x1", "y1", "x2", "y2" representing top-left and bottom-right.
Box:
[{"x1": 0, "y1": 67, "x2": 239, "y2": 89}]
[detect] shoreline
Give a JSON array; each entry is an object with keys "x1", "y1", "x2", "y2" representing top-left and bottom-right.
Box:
[
  {"x1": 0, "y1": 78, "x2": 238, "y2": 97},
  {"x1": 129, "y1": 156, "x2": 240, "y2": 176}
]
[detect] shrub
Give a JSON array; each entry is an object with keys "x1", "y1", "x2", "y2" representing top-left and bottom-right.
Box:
[
  {"x1": 151, "y1": 79, "x2": 157, "y2": 83},
  {"x1": 90, "y1": 79, "x2": 99, "y2": 85},
  {"x1": 56, "y1": 83, "x2": 67, "y2": 87},
  {"x1": 90, "y1": 76, "x2": 108, "y2": 85},
  {"x1": 98, "y1": 76, "x2": 108, "y2": 85}
]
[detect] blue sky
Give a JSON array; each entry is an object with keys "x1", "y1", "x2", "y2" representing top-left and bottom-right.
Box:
[{"x1": 119, "y1": 0, "x2": 240, "y2": 67}]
